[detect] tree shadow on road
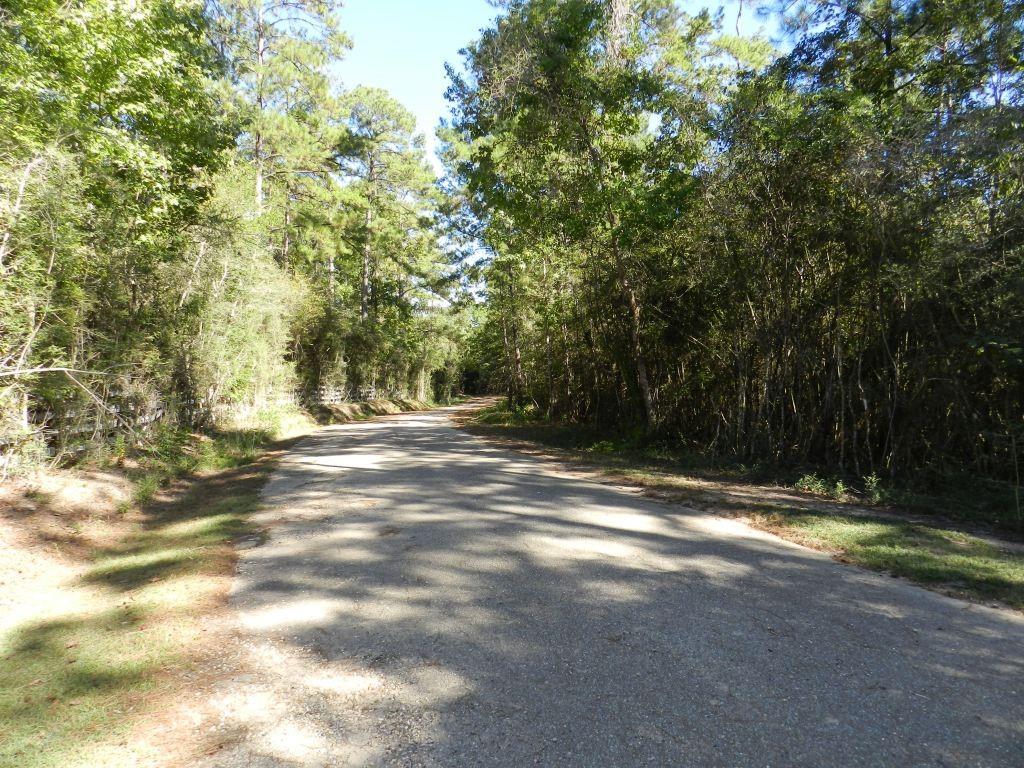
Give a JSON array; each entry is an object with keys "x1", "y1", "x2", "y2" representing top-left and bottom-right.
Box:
[{"x1": 206, "y1": 413, "x2": 1024, "y2": 767}]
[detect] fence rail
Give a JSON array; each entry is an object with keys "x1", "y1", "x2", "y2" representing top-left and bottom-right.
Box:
[{"x1": 4, "y1": 384, "x2": 400, "y2": 461}]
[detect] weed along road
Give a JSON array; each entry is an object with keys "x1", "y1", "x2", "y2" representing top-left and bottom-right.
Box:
[{"x1": 204, "y1": 408, "x2": 1024, "y2": 767}]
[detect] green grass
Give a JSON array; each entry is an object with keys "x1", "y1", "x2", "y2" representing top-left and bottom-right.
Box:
[
  {"x1": 0, "y1": 607, "x2": 162, "y2": 767},
  {"x1": 468, "y1": 404, "x2": 1023, "y2": 531},
  {"x1": 749, "y1": 511, "x2": 1024, "y2": 609},
  {"x1": 877, "y1": 474, "x2": 1024, "y2": 534},
  {"x1": 0, "y1": 425, "x2": 286, "y2": 768},
  {"x1": 471, "y1": 402, "x2": 543, "y2": 426}
]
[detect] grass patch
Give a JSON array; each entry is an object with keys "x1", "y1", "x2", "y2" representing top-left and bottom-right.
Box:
[
  {"x1": 471, "y1": 402, "x2": 544, "y2": 426},
  {"x1": 0, "y1": 419, "x2": 295, "y2": 767},
  {"x1": 466, "y1": 403, "x2": 1023, "y2": 534},
  {"x1": 748, "y1": 510, "x2": 1024, "y2": 609},
  {"x1": 876, "y1": 474, "x2": 1024, "y2": 535},
  {"x1": 0, "y1": 607, "x2": 161, "y2": 767},
  {"x1": 795, "y1": 473, "x2": 850, "y2": 501},
  {"x1": 0, "y1": 398, "x2": 435, "y2": 766}
]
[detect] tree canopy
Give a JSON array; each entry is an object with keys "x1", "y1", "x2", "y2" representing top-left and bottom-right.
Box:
[
  {"x1": 2, "y1": 0, "x2": 1021, "y2": 520},
  {"x1": 446, "y1": 0, "x2": 1023, "y2": 513},
  {"x1": 1, "y1": 0, "x2": 467, "y2": 464}
]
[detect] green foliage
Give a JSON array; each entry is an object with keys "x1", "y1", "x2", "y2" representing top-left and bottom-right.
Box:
[
  {"x1": 795, "y1": 473, "x2": 848, "y2": 501},
  {"x1": 0, "y1": 0, "x2": 469, "y2": 464},
  {"x1": 288, "y1": 86, "x2": 464, "y2": 399},
  {"x1": 4, "y1": 0, "x2": 1021, "y2": 536},
  {"x1": 473, "y1": 402, "x2": 542, "y2": 426},
  {"x1": 795, "y1": 473, "x2": 831, "y2": 497},
  {"x1": 864, "y1": 473, "x2": 883, "y2": 505},
  {"x1": 448, "y1": 0, "x2": 1024, "y2": 527}
]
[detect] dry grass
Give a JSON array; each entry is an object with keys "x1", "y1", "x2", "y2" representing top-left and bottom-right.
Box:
[
  {"x1": 318, "y1": 398, "x2": 431, "y2": 423},
  {"x1": 0, "y1": 397, "x2": 437, "y2": 767},
  {"x1": 0, "y1": 434, "x2": 296, "y2": 768}
]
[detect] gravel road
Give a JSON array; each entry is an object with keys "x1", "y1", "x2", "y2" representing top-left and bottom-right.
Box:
[{"x1": 202, "y1": 407, "x2": 1024, "y2": 767}]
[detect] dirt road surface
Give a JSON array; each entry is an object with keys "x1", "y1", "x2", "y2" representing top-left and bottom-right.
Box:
[{"x1": 201, "y1": 408, "x2": 1024, "y2": 767}]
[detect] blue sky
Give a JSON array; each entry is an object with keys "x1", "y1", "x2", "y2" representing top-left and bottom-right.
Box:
[
  {"x1": 333, "y1": 0, "x2": 498, "y2": 168},
  {"x1": 333, "y1": 0, "x2": 777, "y2": 172}
]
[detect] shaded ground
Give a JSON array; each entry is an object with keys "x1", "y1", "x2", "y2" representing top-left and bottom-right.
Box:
[
  {"x1": 0, "y1": 437, "x2": 293, "y2": 768},
  {"x1": 458, "y1": 403, "x2": 1024, "y2": 610},
  {"x1": 0, "y1": 397, "x2": 435, "y2": 768},
  {"x1": 202, "y1": 407, "x2": 1024, "y2": 767}
]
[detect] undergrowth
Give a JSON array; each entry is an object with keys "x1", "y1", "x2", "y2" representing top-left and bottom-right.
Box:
[{"x1": 469, "y1": 402, "x2": 1023, "y2": 535}]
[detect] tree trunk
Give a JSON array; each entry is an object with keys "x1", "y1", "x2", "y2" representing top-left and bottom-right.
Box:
[
  {"x1": 607, "y1": 0, "x2": 631, "y2": 60},
  {"x1": 254, "y1": 3, "x2": 267, "y2": 211},
  {"x1": 360, "y1": 202, "x2": 372, "y2": 321},
  {"x1": 541, "y1": 255, "x2": 555, "y2": 416},
  {"x1": 577, "y1": 113, "x2": 656, "y2": 427},
  {"x1": 610, "y1": 234, "x2": 655, "y2": 426},
  {"x1": 0, "y1": 155, "x2": 44, "y2": 273},
  {"x1": 254, "y1": 135, "x2": 264, "y2": 211},
  {"x1": 360, "y1": 160, "x2": 375, "y2": 321},
  {"x1": 328, "y1": 248, "x2": 336, "y2": 297},
  {"x1": 417, "y1": 366, "x2": 427, "y2": 401},
  {"x1": 282, "y1": 198, "x2": 291, "y2": 264}
]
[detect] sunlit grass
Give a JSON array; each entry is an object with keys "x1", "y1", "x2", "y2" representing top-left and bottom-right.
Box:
[
  {"x1": 467, "y1": 403, "x2": 1023, "y2": 532},
  {"x1": 748, "y1": 511, "x2": 1024, "y2": 609},
  {"x1": 0, "y1": 399, "x2": 437, "y2": 766},
  {"x1": 0, "y1": 604, "x2": 164, "y2": 768},
  {"x1": 318, "y1": 397, "x2": 432, "y2": 424},
  {"x1": 0, "y1": 581, "x2": 191, "y2": 767}
]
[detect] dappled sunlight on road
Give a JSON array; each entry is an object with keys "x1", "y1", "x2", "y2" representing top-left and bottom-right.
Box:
[
  {"x1": 280, "y1": 451, "x2": 390, "y2": 470},
  {"x1": 575, "y1": 508, "x2": 668, "y2": 534},
  {"x1": 202, "y1": 409, "x2": 1024, "y2": 767},
  {"x1": 239, "y1": 597, "x2": 359, "y2": 632}
]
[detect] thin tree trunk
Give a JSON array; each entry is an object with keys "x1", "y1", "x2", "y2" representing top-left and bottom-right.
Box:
[
  {"x1": 607, "y1": 0, "x2": 630, "y2": 59},
  {"x1": 360, "y1": 203, "x2": 372, "y2": 321},
  {"x1": 613, "y1": 239, "x2": 655, "y2": 426},
  {"x1": 328, "y1": 248, "x2": 336, "y2": 297},
  {"x1": 577, "y1": 116, "x2": 655, "y2": 426},
  {"x1": 360, "y1": 160, "x2": 375, "y2": 321},
  {"x1": 254, "y1": 3, "x2": 267, "y2": 211},
  {"x1": 178, "y1": 240, "x2": 207, "y2": 309},
  {"x1": 282, "y1": 199, "x2": 291, "y2": 263},
  {"x1": 541, "y1": 255, "x2": 555, "y2": 416},
  {"x1": 417, "y1": 366, "x2": 427, "y2": 401},
  {"x1": 0, "y1": 155, "x2": 44, "y2": 273}
]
